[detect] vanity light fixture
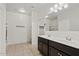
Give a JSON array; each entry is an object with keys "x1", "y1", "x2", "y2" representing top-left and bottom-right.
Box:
[
  {"x1": 54, "y1": 4, "x2": 58, "y2": 12},
  {"x1": 45, "y1": 3, "x2": 68, "y2": 18},
  {"x1": 50, "y1": 3, "x2": 68, "y2": 13}
]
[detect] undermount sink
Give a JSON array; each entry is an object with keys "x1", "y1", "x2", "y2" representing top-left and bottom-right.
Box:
[
  {"x1": 40, "y1": 35, "x2": 79, "y2": 45},
  {"x1": 39, "y1": 35, "x2": 79, "y2": 49},
  {"x1": 50, "y1": 36, "x2": 77, "y2": 43}
]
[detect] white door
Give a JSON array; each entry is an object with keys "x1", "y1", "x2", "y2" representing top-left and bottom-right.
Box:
[{"x1": 7, "y1": 12, "x2": 28, "y2": 45}]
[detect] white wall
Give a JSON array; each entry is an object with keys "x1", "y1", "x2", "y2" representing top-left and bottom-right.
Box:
[
  {"x1": 7, "y1": 11, "x2": 31, "y2": 45},
  {"x1": 0, "y1": 4, "x2": 6, "y2": 56},
  {"x1": 58, "y1": 16, "x2": 69, "y2": 31},
  {"x1": 32, "y1": 11, "x2": 39, "y2": 48},
  {"x1": 69, "y1": 4, "x2": 79, "y2": 31},
  {"x1": 57, "y1": 6, "x2": 70, "y2": 31},
  {"x1": 58, "y1": 4, "x2": 79, "y2": 31}
]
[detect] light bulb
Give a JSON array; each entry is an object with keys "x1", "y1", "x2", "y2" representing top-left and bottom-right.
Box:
[
  {"x1": 54, "y1": 4, "x2": 58, "y2": 8},
  {"x1": 50, "y1": 7, "x2": 54, "y2": 11},
  {"x1": 58, "y1": 7, "x2": 63, "y2": 10},
  {"x1": 64, "y1": 4, "x2": 68, "y2": 8},
  {"x1": 49, "y1": 7, "x2": 54, "y2": 14},
  {"x1": 54, "y1": 9, "x2": 58, "y2": 13}
]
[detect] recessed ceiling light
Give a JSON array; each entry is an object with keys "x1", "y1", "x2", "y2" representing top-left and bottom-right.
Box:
[{"x1": 19, "y1": 8, "x2": 26, "y2": 13}]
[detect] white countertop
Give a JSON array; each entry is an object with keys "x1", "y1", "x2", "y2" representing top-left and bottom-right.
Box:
[{"x1": 38, "y1": 35, "x2": 79, "y2": 49}]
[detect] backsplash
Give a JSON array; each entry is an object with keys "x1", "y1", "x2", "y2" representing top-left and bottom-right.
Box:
[{"x1": 69, "y1": 31, "x2": 79, "y2": 41}]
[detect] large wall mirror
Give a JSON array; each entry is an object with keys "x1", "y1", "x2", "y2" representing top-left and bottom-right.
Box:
[
  {"x1": 44, "y1": 3, "x2": 79, "y2": 31},
  {"x1": 39, "y1": 3, "x2": 79, "y2": 35}
]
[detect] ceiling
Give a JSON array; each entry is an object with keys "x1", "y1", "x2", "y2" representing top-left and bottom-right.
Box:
[
  {"x1": 6, "y1": 3, "x2": 79, "y2": 19},
  {"x1": 6, "y1": 3, "x2": 55, "y2": 14}
]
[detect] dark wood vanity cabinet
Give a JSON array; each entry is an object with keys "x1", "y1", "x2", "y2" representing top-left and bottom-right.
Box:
[
  {"x1": 42, "y1": 43, "x2": 48, "y2": 56},
  {"x1": 38, "y1": 41, "x2": 43, "y2": 54},
  {"x1": 38, "y1": 37, "x2": 79, "y2": 56},
  {"x1": 49, "y1": 40, "x2": 79, "y2": 56},
  {"x1": 38, "y1": 37, "x2": 49, "y2": 56},
  {"x1": 49, "y1": 47, "x2": 68, "y2": 56}
]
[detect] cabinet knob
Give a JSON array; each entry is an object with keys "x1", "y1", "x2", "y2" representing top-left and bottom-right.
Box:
[{"x1": 58, "y1": 53, "x2": 63, "y2": 56}]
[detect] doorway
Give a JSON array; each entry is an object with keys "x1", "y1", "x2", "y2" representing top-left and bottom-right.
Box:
[{"x1": 6, "y1": 5, "x2": 32, "y2": 55}]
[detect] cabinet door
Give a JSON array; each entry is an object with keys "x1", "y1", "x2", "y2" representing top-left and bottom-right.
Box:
[
  {"x1": 42, "y1": 43, "x2": 49, "y2": 56},
  {"x1": 49, "y1": 47, "x2": 68, "y2": 56},
  {"x1": 38, "y1": 41, "x2": 43, "y2": 54}
]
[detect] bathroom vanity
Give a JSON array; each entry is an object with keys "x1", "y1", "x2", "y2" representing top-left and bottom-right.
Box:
[{"x1": 38, "y1": 36, "x2": 79, "y2": 56}]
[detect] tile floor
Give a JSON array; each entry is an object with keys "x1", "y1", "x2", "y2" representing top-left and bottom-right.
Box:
[{"x1": 6, "y1": 43, "x2": 42, "y2": 56}]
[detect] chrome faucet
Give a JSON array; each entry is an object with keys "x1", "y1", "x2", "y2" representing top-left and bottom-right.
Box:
[{"x1": 66, "y1": 36, "x2": 71, "y2": 41}]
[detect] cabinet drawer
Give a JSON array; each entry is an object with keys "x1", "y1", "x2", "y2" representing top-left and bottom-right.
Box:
[
  {"x1": 49, "y1": 47, "x2": 68, "y2": 56},
  {"x1": 38, "y1": 37, "x2": 49, "y2": 56},
  {"x1": 49, "y1": 40, "x2": 79, "y2": 56}
]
